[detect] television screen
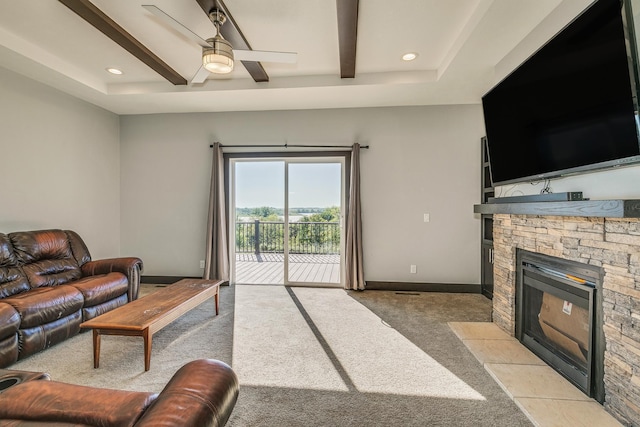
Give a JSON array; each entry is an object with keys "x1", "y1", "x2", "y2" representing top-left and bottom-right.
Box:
[{"x1": 482, "y1": 0, "x2": 640, "y2": 186}]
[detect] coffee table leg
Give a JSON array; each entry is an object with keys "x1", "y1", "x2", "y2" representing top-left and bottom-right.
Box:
[
  {"x1": 143, "y1": 328, "x2": 152, "y2": 371},
  {"x1": 215, "y1": 290, "x2": 219, "y2": 315},
  {"x1": 92, "y1": 330, "x2": 101, "y2": 369}
]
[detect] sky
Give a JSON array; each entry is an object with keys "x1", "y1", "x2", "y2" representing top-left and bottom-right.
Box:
[{"x1": 235, "y1": 161, "x2": 341, "y2": 208}]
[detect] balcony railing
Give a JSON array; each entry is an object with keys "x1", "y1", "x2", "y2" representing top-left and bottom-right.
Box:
[{"x1": 236, "y1": 221, "x2": 340, "y2": 254}]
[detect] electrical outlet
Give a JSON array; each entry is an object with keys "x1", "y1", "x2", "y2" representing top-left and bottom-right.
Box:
[
  {"x1": 410, "y1": 264, "x2": 417, "y2": 274},
  {"x1": 199, "y1": 260, "x2": 205, "y2": 269},
  {"x1": 423, "y1": 213, "x2": 430, "y2": 223}
]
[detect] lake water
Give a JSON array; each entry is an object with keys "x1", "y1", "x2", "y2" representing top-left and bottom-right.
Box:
[{"x1": 237, "y1": 214, "x2": 315, "y2": 223}]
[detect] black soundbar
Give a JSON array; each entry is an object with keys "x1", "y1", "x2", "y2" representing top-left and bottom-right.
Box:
[{"x1": 488, "y1": 192, "x2": 584, "y2": 204}]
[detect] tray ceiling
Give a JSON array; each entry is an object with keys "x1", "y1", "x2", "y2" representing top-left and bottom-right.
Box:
[{"x1": 0, "y1": 0, "x2": 592, "y2": 114}]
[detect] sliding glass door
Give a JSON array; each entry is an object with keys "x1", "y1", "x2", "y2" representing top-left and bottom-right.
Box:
[
  {"x1": 233, "y1": 160, "x2": 285, "y2": 284},
  {"x1": 231, "y1": 157, "x2": 344, "y2": 287},
  {"x1": 286, "y1": 162, "x2": 343, "y2": 285}
]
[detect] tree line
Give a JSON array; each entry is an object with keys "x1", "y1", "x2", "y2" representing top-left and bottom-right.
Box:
[
  {"x1": 235, "y1": 206, "x2": 341, "y2": 254},
  {"x1": 236, "y1": 206, "x2": 339, "y2": 223}
]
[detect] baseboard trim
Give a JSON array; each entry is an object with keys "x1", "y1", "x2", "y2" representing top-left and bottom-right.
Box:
[
  {"x1": 365, "y1": 281, "x2": 481, "y2": 293},
  {"x1": 141, "y1": 275, "x2": 201, "y2": 284},
  {"x1": 141, "y1": 276, "x2": 478, "y2": 292}
]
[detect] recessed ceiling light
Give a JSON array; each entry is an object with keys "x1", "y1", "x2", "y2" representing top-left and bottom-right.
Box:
[
  {"x1": 402, "y1": 53, "x2": 418, "y2": 61},
  {"x1": 106, "y1": 68, "x2": 123, "y2": 75}
]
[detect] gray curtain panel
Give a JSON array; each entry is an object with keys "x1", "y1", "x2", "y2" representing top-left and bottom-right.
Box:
[
  {"x1": 345, "y1": 143, "x2": 365, "y2": 290},
  {"x1": 204, "y1": 142, "x2": 230, "y2": 281}
]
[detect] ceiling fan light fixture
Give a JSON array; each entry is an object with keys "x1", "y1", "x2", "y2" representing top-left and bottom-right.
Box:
[{"x1": 203, "y1": 35, "x2": 234, "y2": 74}]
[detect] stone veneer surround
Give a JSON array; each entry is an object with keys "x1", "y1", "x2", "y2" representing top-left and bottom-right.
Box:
[{"x1": 492, "y1": 214, "x2": 640, "y2": 426}]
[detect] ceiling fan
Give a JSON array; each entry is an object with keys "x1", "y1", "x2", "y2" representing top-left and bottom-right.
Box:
[{"x1": 142, "y1": 4, "x2": 297, "y2": 84}]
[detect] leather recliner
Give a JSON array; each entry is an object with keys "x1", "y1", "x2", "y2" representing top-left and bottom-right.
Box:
[{"x1": 0, "y1": 358, "x2": 239, "y2": 426}]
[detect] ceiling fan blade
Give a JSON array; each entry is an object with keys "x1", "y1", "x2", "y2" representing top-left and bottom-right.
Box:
[
  {"x1": 190, "y1": 66, "x2": 210, "y2": 84},
  {"x1": 233, "y1": 50, "x2": 297, "y2": 64},
  {"x1": 142, "y1": 4, "x2": 210, "y2": 48}
]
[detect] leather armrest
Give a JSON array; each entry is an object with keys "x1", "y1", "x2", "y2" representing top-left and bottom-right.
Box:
[
  {"x1": 0, "y1": 380, "x2": 156, "y2": 426},
  {"x1": 81, "y1": 257, "x2": 143, "y2": 301},
  {"x1": 135, "y1": 359, "x2": 239, "y2": 427}
]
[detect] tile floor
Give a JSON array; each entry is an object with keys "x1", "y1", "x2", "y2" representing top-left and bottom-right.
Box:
[{"x1": 449, "y1": 322, "x2": 622, "y2": 427}]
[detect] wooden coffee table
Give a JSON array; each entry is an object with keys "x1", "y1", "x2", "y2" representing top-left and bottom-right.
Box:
[{"x1": 80, "y1": 279, "x2": 222, "y2": 371}]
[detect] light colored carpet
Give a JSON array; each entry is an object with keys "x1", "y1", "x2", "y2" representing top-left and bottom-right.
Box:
[
  {"x1": 233, "y1": 285, "x2": 348, "y2": 391},
  {"x1": 11, "y1": 284, "x2": 532, "y2": 426}
]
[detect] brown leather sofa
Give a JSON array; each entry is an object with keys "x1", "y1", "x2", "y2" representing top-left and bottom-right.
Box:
[
  {"x1": 0, "y1": 358, "x2": 239, "y2": 426},
  {"x1": 0, "y1": 229, "x2": 143, "y2": 368}
]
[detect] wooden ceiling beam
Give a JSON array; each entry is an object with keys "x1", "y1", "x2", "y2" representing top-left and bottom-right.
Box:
[
  {"x1": 58, "y1": 0, "x2": 187, "y2": 85},
  {"x1": 336, "y1": 0, "x2": 359, "y2": 78},
  {"x1": 195, "y1": 0, "x2": 269, "y2": 82}
]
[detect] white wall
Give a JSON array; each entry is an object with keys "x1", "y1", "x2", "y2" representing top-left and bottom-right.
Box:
[
  {"x1": 120, "y1": 105, "x2": 486, "y2": 284},
  {"x1": 495, "y1": 165, "x2": 640, "y2": 200},
  {"x1": 0, "y1": 67, "x2": 121, "y2": 259}
]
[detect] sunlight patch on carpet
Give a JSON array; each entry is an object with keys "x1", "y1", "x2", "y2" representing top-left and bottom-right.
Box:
[
  {"x1": 233, "y1": 285, "x2": 349, "y2": 391},
  {"x1": 292, "y1": 287, "x2": 486, "y2": 400}
]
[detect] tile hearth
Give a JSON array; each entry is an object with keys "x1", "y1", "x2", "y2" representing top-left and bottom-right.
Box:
[{"x1": 449, "y1": 322, "x2": 621, "y2": 427}]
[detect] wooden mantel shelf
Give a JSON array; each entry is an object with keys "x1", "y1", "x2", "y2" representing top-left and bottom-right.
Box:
[{"x1": 473, "y1": 199, "x2": 640, "y2": 218}]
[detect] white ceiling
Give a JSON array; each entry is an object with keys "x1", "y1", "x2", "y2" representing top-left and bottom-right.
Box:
[{"x1": 0, "y1": 0, "x2": 594, "y2": 115}]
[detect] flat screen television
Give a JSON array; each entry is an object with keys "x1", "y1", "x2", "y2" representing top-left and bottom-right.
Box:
[{"x1": 482, "y1": 0, "x2": 640, "y2": 186}]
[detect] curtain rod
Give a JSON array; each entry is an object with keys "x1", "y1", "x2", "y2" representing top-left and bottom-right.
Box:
[{"x1": 209, "y1": 143, "x2": 369, "y2": 149}]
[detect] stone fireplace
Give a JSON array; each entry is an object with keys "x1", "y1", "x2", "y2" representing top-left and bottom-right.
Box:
[{"x1": 491, "y1": 213, "x2": 640, "y2": 426}]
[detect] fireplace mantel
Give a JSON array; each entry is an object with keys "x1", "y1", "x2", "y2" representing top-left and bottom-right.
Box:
[{"x1": 474, "y1": 199, "x2": 640, "y2": 218}]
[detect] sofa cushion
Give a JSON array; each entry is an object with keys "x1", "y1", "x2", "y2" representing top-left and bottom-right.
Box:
[
  {"x1": 0, "y1": 303, "x2": 20, "y2": 340},
  {"x1": 21, "y1": 260, "x2": 81, "y2": 289},
  {"x1": 10, "y1": 230, "x2": 74, "y2": 264},
  {"x1": 82, "y1": 294, "x2": 128, "y2": 322},
  {"x1": 70, "y1": 272, "x2": 128, "y2": 307},
  {"x1": 0, "y1": 234, "x2": 29, "y2": 299},
  {"x1": 0, "y1": 380, "x2": 157, "y2": 427},
  {"x1": 0, "y1": 234, "x2": 18, "y2": 268},
  {"x1": 3, "y1": 286, "x2": 84, "y2": 328},
  {"x1": 0, "y1": 268, "x2": 29, "y2": 300},
  {"x1": 65, "y1": 230, "x2": 92, "y2": 267},
  {"x1": 9, "y1": 230, "x2": 81, "y2": 287}
]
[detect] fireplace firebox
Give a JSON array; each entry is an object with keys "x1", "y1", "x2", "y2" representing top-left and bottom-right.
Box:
[{"x1": 515, "y1": 250, "x2": 605, "y2": 402}]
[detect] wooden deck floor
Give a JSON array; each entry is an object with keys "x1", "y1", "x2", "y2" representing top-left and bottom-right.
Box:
[{"x1": 235, "y1": 253, "x2": 340, "y2": 285}]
